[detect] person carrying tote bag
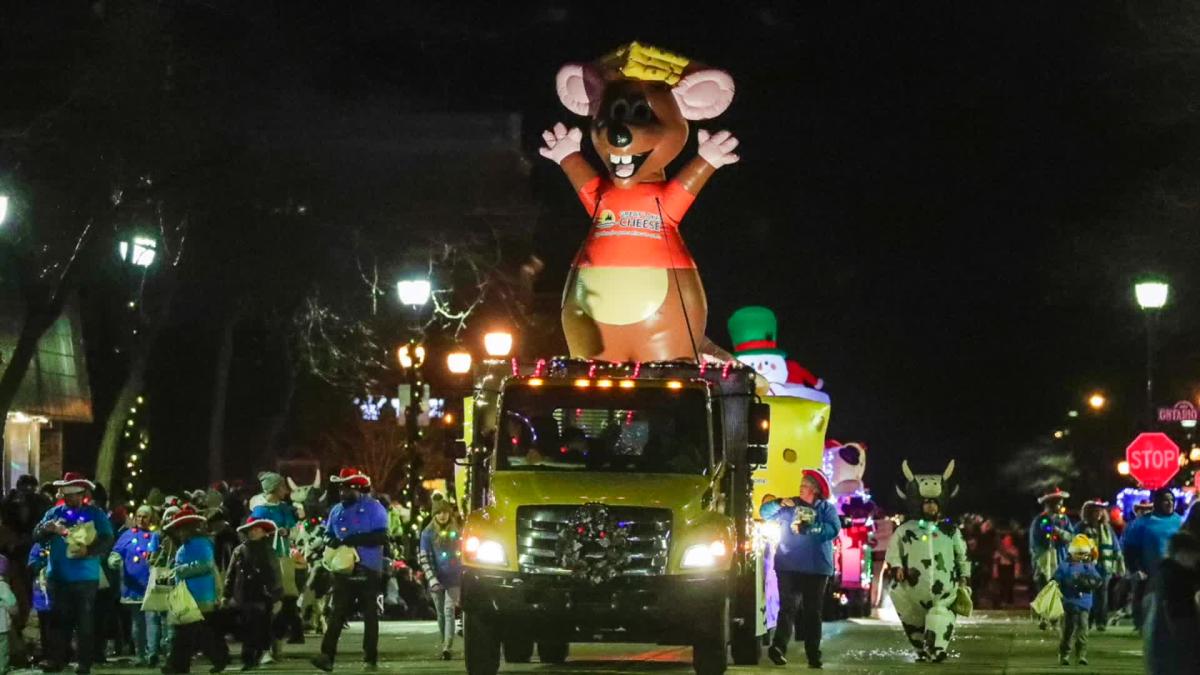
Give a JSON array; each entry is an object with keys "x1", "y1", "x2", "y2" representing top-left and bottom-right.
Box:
[
  {"x1": 160, "y1": 506, "x2": 229, "y2": 674},
  {"x1": 248, "y1": 471, "x2": 303, "y2": 657}
]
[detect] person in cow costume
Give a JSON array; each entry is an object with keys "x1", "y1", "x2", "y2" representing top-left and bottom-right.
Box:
[{"x1": 885, "y1": 460, "x2": 969, "y2": 663}]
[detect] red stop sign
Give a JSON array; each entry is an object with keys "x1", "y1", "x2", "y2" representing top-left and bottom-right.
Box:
[{"x1": 1126, "y1": 432, "x2": 1180, "y2": 489}]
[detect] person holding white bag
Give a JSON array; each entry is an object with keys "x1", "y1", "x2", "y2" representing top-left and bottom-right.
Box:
[
  {"x1": 33, "y1": 472, "x2": 114, "y2": 675},
  {"x1": 161, "y1": 505, "x2": 229, "y2": 674},
  {"x1": 109, "y1": 505, "x2": 162, "y2": 667},
  {"x1": 310, "y1": 468, "x2": 388, "y2": 673}
]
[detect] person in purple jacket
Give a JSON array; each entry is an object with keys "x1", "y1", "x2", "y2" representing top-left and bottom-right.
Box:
[
  {"x1": 310, "y1": 468, "x2": 388, "y2": 673},
  {"x1": 759, "y1": 469, "x2": 841, "y2": 669}
]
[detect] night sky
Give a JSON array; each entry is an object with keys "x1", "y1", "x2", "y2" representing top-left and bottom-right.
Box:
[{"x1": 17, "y1": 2, "x2": 1197, "y2": 516}]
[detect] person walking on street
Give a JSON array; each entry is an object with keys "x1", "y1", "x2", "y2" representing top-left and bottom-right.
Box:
[
  {"x1": 310, "y1": 468, "x2": 389, "y2": 673},
  {"x1": 1074, "y1": 500, "x2": 1123, "y2": 630},
  {"x1": 1029, "y1": 487, "x2": 1073, "y2": 630},
  {"x1": 109, "y1": 505, "x2": 161, "y2": 667},
  {"x1": 992, "y1": 532, "x2": 1021, "y2": 608},
  {"x1": 224, "y1": 517, "x2": 283, "y2": 671},
  {"x1": 0, "y1": 554, "x2": 19, "y2": 673},
  {"x1": 1143, "y1": 530, "x2": 1200, "y2": 674},
  {"x1": 419, "y1": 500, "x2": 463, "y2": 660},
  {"x1": 247, "y1": 471, "x2": 300, "y2": 659},
  {"x1": 161, "y1": 505, "x2": 229, "y2": 674},
  {"x1": 1053, "y1": 534, "x2": 1103, "y2": 666},
  {"x1": 760, "y1": 469, "x2": 841, "y2": 669},
  {"x1": 33, "y1": 472, "x2": 115, "y2": 675},
  {"x1": 1123, "y1": 488, "x2": 1182, "y2": 633}
]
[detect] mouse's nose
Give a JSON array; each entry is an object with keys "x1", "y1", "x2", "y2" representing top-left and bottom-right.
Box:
[{"x1": 606, "y1": 123, "x2": 633, "y2": 149}]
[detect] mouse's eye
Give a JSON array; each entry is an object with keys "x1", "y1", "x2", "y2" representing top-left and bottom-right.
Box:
[
  {"x1": 610, "y1": 99, "x2": 629, "y2": 121},
  {"x1": 630, "y1": 100, "x2": 654, "y2": 123}
]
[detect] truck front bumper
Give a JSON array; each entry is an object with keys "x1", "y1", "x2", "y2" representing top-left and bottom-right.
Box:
[{"x1": 462, "y1": 568, "x2": 729, "y2": 644}]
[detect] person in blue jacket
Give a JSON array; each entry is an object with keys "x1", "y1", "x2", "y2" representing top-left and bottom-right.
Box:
[
  {"x1": 27, "y1": 542, "x2": 52, "y2": 665},
  {"x1": 161, "y1": 505, "x2": 229, "y2": 674},
  {"x1": 310, "y1": 468, "x2": 388, "y2": 673},
  {"x1": 110, "y1": 505, "x2": 161, "y2": 667},
  {"x1": 419, "y1": 499, "x2": 464, "y2": 660},
  {"x1": 1123, "y1": 487, "x2": 1183, "y2": 632},
  {"x1": 760, "y1": 469, "x2": 840, "y2": 669},
  {"x1": 1053, "y1": 534, "x2": 1104, "y2": 666},
  {"x1": 33, "y1": 472, "x2": 114, "y2": 675}
]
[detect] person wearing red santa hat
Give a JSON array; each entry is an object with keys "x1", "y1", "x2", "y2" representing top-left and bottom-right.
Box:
[
  {"x1": 310, "y1": 468, "x2": 388, "y2": 672},
  {"x1": 33, "y1": 472, "x2": 115, "y2": 675},
  {"x1": 759, "y1": 469, "x2": 840, "y2": 668}
]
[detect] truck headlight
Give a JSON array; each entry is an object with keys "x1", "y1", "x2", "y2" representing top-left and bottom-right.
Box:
[
  {"x1": 681, "y1": 540, "x2": 727, "y2": 568},
  {"x1": 465, "y1": 536, "x2": 507, "y2": 566},
  {"x1": 755, "y1": 521, "x2": 782, "y2": 545}
]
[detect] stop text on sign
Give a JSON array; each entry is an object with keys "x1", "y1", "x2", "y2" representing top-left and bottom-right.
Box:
[{"x1": 1125, "y1": 432, "x2": 1180, "y2": 489}]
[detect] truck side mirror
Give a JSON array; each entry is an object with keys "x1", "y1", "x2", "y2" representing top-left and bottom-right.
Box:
[
  {"x1": 447, "y1": 440, "x2": 467, "y2": 460},
  {"x1": 746, "y1": 445, "x2": 768, "y2": 466},
  {"x1": 748, "y1": 402, "x2": 771, "y2": 447}
]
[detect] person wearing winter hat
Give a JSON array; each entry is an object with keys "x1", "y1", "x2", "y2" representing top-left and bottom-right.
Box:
[
  {"x1": 161, "y1": 505, "x2": 229, "y2": 674},
  {"x1": 1123, "y1": 487, "x2": 1183, "y2": 633},
  {"x1": 109, "y1": 505, "x2": 162, "y2": 667},
  {"x1": 1053, "y1": 534, "x2": 1104, "y2": 665},
  {"x1": 224, "y1": 518, "x2": 282, "y2": 671},
  {"x1": 33, "y1": 472, "x2": 115, "y2": 675},
  {"x1": 759, "y1": 469, "x2": 840, "y2": 668},
  {"x1": 1074, "y1": 500, "x2": 1124, "y2": 630},
  {"x1": 419, "y1": 499, "x2": 463, "y2": 660},
  {"x1": 310, "y1": 468, "x2": 388, "y2": 673},
  {"x1": 247, "y1": 471, "x2": 301, "y2": 658}
]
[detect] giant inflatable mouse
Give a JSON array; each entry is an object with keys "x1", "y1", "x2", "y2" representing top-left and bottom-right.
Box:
[{"x1": 540, "y1": 42, "x2": 740, "y2": 362}]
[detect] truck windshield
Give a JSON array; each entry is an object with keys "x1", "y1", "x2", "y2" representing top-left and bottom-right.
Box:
[{"x1": 496, "y1": 386, "x2": 711, "y2": 474}]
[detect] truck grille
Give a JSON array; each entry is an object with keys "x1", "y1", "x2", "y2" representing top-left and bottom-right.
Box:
[{"x1": 516, "y1": 505, "x2": 672, "y2": 577}]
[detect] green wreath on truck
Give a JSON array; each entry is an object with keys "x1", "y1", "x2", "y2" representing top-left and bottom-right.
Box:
[{"x1": 555, "y1": 503, "x2": 632, "y2": 584}]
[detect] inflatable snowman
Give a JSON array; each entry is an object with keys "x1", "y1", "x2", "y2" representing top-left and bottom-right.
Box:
[{"x1": 728, "y1": 306, "x2": 829, "y2": 403}]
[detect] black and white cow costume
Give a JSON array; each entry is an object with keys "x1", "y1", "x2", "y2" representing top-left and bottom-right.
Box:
[{"x1": 884, "y1": 460, "x2": 969, "y2": 663}]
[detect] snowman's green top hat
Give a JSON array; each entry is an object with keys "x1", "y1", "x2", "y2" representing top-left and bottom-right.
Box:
[{"x1": 727, "y1": 306, "x2": 788, "y2": 357}]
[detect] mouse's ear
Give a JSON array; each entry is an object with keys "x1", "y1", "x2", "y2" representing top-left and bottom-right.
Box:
[
  {"x1": 555, "y1": 63, "x2": 604, "y2": 116},
  {"x1": 672, "y1": 69, "x2": 735, "y2": 120}
]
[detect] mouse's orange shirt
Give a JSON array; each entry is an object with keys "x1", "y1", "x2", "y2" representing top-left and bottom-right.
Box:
[{"x1": 573, "y1": 177, "x2": 697, "y2": 268}]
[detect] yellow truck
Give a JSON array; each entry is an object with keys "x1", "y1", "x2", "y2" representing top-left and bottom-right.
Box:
[{"x1": 458, "y1": 358, "x2": 798, "y2": 675}]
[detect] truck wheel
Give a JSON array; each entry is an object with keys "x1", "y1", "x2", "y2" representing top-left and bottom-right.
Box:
[
  {"x1": 464, "y1": 611, "x2": 501, "y2": 675},
  {"x1": 503, "y1": 638, "x2": 534, "y2": 663},
  {"x1": 692, "y1": 640, "x2": 727, "y2": 675},
  {"x1": 537, "y1": 641, "x2": 570, "y2": 664},
  {"x1": 729, "y1": 620, "x2": 761, "y2": 665}
]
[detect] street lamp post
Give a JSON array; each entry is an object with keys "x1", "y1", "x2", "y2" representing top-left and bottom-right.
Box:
[
  {"x1": 397, "y1": 276, "x2": 432, "y2": 531},
  {"x1": 1135, "y1": 280, "x2": 1169, "y2": 427}
]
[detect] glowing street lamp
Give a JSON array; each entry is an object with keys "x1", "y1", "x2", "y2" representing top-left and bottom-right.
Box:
[
  {"x1": 1135, "y1": 278, "x2": 1169, "y2": 427},
  {"x1": 446, "y1": 350, "x2": 473, "y2": 374},
  {"x1": 397, "y1": 343, "x2": 426, "y2": 370},
  {"x1": 1117, "y1": 460, "x2": 1130, "y2": 476},
  {"x1": 118, "y1": 235, "x2": 157, "y2": 267},
  {"x1": 396, "y1": 278, "x2": 432, "y2": 308},
  {"x1": 1087, "y1": 393, "x2": 1107, "y2": 411},
  {"x1": 483, "y1": 331, "x2": 514, "y2": 357}
]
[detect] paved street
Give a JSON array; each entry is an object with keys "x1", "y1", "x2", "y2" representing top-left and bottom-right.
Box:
[{"x1": 13, "y1": 612, "x2": 1145, "y2": 674}]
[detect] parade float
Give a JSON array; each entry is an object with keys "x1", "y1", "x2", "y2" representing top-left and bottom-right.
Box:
[{"x1": 459, "y1": 43, "x2": 774, "y2": 675}]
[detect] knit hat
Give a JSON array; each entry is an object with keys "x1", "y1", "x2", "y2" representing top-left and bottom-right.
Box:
[
  {"x1": 135, "y1": 505, "x2": 154, "y2": 518},
  {"x1": 801, "y1": 469, "x2": 832, "y2": 500},
  {"x1": 162, "y1": 505, "x2": 206, "y2": 531},
  {"x1": 1067, "y1": 533, "x2": 1095, "y2": 557},
  {"x1": 432, "y1": 498, "x2": 455, "y2": 515},
  {"x1": 53, "y1": 472, "x2": 95, "y2": 494},
  {"x1": 258, "y1": 471, "x2": 285, "y2": 494},
  {"x1": 330, "y1": 467, "x2": 371, "y2": 489},
  {"x1": 236, "y1": 516, "x2": 278, "y2": 534},
  {"x1": 1037, "y1": 487, "x2": 1069, "y2": 504}
]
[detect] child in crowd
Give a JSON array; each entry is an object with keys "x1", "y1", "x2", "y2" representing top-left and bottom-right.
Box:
[
  {"x1": 224, "y1": 517, "x2": 282, "y2": 671},
  {"x1": 162, "y1": 505, "x2": 229, "y2": 674},
  {"x1": 0, "y1": 555, "x2": 18, "y2": 673},
  {"x1": 1053, "y1": 534, "x2": 1103, "y2": 666}
]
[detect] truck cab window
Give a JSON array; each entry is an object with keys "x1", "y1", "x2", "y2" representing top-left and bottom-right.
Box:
[{"x1": 497, "y1": 386, "x2": 711, "y2": 475}]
